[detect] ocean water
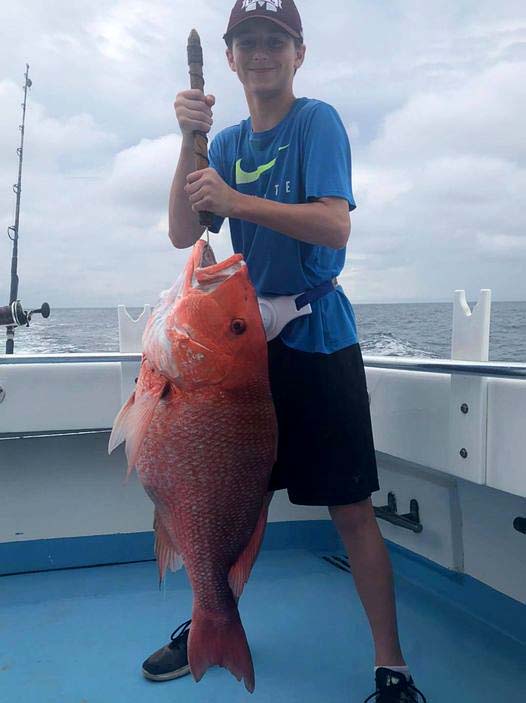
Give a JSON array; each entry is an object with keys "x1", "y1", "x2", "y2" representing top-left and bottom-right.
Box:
[{"x1": 4, "y1": 301, "x2": 525, "y2": 362}]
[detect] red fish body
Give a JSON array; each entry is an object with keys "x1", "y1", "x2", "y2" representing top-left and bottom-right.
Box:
[{"x1": 109, "y1": 240, "x2": 277, "y2": 692}]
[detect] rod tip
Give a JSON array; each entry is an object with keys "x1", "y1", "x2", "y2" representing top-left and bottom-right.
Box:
[{"x1": 188, "y1": 28, "x2": 200, "y2": 44}]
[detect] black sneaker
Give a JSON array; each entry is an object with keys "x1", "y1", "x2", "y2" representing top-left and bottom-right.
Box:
[
  {"x1": 363, "y1": 667, "x2": 427, "y2": 702},
  {"x1": 142, "y1": 619, "x2": 192, "y2": 682}
]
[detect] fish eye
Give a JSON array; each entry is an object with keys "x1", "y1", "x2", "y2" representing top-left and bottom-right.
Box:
[{"x1": 231, "y1": 318, "x2": 247, "y2": 335}]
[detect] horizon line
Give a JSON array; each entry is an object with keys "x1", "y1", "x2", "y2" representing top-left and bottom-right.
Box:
[{"x1": 47, "y1": 299, "x2": 526, "y2": 308}]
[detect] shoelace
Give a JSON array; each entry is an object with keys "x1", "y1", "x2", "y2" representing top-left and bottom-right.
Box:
[
  {"x1": 169, "y1": 619, "x2": 192, "y2": 648},
  {"x1": 363, "y1": 676, "x2": 427, "y2": 703}
]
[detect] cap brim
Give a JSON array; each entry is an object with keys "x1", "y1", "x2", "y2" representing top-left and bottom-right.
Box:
[{"x1": 223, "y1": 16, "x2": 302, "y2": 43}]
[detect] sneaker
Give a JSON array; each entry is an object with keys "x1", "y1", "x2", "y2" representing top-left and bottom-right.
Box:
[
  {"x1": 142, "y1": 619, "x2": 192, "y2": 682},
  {"x1": 363, "y1": 667, "x2": 427, "y2": 702}
]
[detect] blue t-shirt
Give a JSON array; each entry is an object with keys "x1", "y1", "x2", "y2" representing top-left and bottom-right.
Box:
[{"x1": 207, "y1": 96, "x2": 358, "y2": 354}]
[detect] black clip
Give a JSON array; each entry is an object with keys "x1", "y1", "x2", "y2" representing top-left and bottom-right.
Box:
[{"x1": 374, "y1": 491, "x2": 423, "y2": 533}]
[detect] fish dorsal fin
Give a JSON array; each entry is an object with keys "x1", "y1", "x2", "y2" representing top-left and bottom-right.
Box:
[{"x1": 108, "y1": 381, "x2": 169, "y2": 481}]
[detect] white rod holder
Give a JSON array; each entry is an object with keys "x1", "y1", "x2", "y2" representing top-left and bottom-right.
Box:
[
  {"x1": 117, "y1": 305, "x2": 152, "y2": 403},
  {"x1": 448, "y1": 289, "x2": 491, "y2": 483}
]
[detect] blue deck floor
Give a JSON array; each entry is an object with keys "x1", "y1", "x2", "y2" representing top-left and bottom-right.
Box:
[{"x1": 1, "y1": 548, "x2": 524, "y2": 702}]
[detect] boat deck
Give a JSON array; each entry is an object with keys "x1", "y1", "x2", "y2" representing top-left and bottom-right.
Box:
[{"x1": 1, "y1": 546, "x2": 524, "y2": 702}]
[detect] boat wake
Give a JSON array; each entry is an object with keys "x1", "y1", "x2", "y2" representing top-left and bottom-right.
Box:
[{"x1": 360, "y1": 332, "x2": 436, "y2": 358}]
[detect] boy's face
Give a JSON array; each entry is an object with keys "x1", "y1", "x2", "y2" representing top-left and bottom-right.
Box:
[{"x1": 226, "y1": 18, "x2": 305, "y2": 96}]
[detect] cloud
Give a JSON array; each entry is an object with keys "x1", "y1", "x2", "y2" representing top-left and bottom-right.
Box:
[
  {"x1": 477, "y1": 233, "x2": 526, "y2": 261},
  {"x1": 105, "y1": 134, "x2": 178, "y2": 216},
  {"x1": 346, "y1": 54, "x2": 525, "y2": 301},
  {"x1": 367, "y1": 62, "x2": 525, "y2": 165}
]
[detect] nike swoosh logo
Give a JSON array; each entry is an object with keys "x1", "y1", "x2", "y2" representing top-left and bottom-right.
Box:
[{"x1": 235, "y1": 144, "x2": 289, "y2": 185}]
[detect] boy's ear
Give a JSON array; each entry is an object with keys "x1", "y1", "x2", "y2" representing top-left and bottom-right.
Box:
[
  {"x1": 295, "y1": 43, "x2": 306, "y2": 69},
  {"x1": 226, "y1": 47, "x2": 236, "y2": 72}
]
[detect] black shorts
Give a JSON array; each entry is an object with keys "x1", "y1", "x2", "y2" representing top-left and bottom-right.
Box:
[{"x1": 267, "y1": 337, "x2": 380, "y2": 506}]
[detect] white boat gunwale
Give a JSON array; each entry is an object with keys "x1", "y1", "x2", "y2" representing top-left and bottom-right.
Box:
[{"x1": 1, "y1": 352, "x2": 526, "y2": 378}]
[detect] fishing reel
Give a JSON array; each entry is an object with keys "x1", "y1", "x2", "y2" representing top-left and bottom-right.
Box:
[{"x1": 0, "y1": 300, "x2": 50, "y2": 327}]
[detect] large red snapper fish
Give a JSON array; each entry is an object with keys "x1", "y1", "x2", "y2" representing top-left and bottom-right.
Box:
[{"x1": 108, "y1": 239, "x2": 278, "y2": 692}]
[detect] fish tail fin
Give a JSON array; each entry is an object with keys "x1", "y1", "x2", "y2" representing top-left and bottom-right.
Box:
[{"x1": 188, "y1": 607, "x2": 255, "y2": 693}]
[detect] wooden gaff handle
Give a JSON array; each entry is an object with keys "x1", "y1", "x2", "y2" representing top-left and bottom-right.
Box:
[{"x1": 187, "y1": 29, "x2": 214, "y2": 229}]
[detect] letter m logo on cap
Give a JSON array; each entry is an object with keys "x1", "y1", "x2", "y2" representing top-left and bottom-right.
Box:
[{"x1": 242, "y1": 0, "x2": 283, "y2": 12}]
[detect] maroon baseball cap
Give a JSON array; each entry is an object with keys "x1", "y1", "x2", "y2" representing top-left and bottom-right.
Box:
[{"x1": 223, "y1": 0, "x2": 303, "y2": 44}]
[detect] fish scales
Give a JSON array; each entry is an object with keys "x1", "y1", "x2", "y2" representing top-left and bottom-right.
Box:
[{"x1": 137, "y1": 380, "x2": 276, "y2": 615}]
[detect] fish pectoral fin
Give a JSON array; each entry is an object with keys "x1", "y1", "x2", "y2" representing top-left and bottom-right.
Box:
[
  {"x1": 228, "y1": 495, "x2": 271, "y2": 598},
  {"x1": 108, "y1": 383, "x2": 169, "y2": 479},
  {"x1": 108, "y1": 392, "x2": 135, "y2": 454},
  {"x1": 153, "y1": 508, "x2": 183, "y2": 587}
]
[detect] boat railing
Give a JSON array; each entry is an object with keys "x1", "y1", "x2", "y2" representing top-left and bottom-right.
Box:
[{"x1": 1, "y1": 352, "x2": 525, "y2": 379}]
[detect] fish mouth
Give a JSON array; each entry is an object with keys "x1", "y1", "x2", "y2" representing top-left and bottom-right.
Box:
[
  {"x1": 190, "y1": 241, "x2": 245, "y2": 294},
  {"x1": 198, "y1": 242, "x2": 217, "y2": 268}
]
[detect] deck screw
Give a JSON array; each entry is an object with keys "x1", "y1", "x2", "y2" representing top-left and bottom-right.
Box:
[
  {"x1": 460, "y1": 448, "x2": 468, "y2": 458},
  {"x1": 0, "y1": 386, "x2": 5, "y2": 403},
  {"x1": 460, "y1": 403, "x2": 469, "y2": 414}
]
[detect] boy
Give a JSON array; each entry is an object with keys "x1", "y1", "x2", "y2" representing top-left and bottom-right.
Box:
[{"x1": 142, "y1": 2, "x2": 427, "y2": 701}]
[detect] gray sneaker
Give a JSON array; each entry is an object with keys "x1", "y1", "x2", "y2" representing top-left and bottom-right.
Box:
[{"x1": 142, "y1": 619, "x2": 192, "y2": 682}]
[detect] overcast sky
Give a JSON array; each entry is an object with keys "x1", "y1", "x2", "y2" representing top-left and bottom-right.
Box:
[{"x1": 0, "y1": 0, "x2": 525, "y2": 308}]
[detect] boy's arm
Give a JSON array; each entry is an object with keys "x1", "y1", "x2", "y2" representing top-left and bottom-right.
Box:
[
  {"x1": 185, "y1": 168, "x2": 351, "y2": 250},
  {"x1": 232, "y1": 194, "x2": 351, "y2": 250},
  {"x1": 168, "y1": 136, "x2": 206, "y2": 249}
]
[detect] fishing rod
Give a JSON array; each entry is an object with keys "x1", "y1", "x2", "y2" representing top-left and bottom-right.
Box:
[{"x1": 3, "y1": 63, "x2": 50, "y2": 353}]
